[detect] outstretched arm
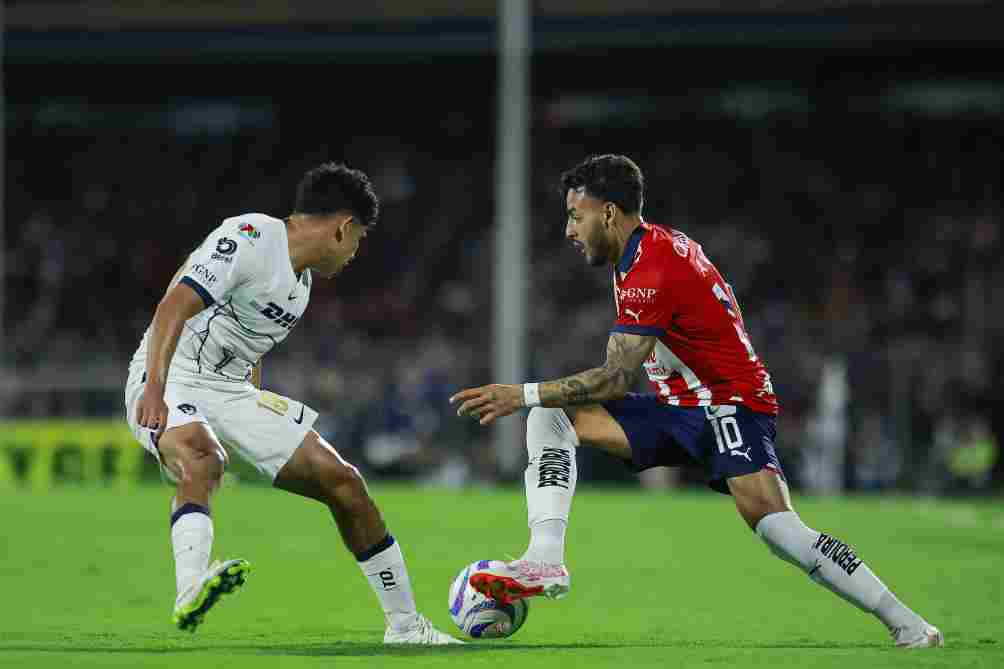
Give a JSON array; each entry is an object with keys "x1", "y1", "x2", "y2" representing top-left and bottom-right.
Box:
[
  {"x1": 538, "y1": 332, "x2": 655, "y2": 407},
  {"x1": 450, "y1": 332, "x2": 657, "y2": 426}
]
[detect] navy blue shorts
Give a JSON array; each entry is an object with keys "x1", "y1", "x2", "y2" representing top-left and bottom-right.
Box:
[{"x1": 600, "y1": 394, "x2": 784, "y2": 495}]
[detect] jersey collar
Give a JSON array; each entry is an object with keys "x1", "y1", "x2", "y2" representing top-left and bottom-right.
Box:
[{"x1": 616, "y1": 224, "x2": 646, "y2": 276}]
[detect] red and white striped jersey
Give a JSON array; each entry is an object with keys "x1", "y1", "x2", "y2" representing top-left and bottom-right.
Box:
[{"x1": 612, "y1": 223, "x2": 778, "y2": 415}]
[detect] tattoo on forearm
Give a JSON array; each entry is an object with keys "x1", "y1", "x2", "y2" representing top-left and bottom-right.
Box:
[
  {"x1": 539, "y1": 333, "x2": 655, "y2": 407},
  {"x1": 565, "y1": 379, "x2": 590, "y2": 403}
]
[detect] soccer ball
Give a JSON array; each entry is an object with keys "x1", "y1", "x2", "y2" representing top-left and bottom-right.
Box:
[{"x1": 448, "y1": 560, "x2": 529, "y2": 639}]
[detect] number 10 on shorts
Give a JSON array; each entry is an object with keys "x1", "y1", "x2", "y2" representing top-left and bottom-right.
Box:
[{"x1": 706, "y1": 407, "x2": 744, "y2": 454}]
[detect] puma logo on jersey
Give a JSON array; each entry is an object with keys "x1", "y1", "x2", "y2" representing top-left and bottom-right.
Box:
[
  {"x1": 731, "y1": 447, "x2": 752, "y2": 462},
  {"x1": 624, "y1": 308, "x2": 642, "y2": 323}
]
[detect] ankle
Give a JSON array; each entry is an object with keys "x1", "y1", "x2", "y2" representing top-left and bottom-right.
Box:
[{"x1": 387, "y1": 612, "x2": 420, "y2": 631}]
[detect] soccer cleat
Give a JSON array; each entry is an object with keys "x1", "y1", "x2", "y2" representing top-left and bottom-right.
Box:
[
  {"x1": 468, "y1": 559, "x2": 570, "y2": 604},
  {"x1": 892, "y1": 622, "x2": 944, "y2": 649},
  {"x1": 172, "y1": 558, "x2": 251, "y2": 633},
  {"x1": 383, "y1": 613, "x2": 465, "y2": 645}
]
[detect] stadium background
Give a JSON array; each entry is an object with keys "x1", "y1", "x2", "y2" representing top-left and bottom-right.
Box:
[
  {"x1": 3, "y1": 3, "x2": 1004, "y2": 667},
  {"x1": 3, "y1": 0, "x2": 1002, "y2": 494}
]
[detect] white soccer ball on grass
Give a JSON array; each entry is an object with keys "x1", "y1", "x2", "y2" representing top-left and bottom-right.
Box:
[{"x1": 448, "y1": 560, "x2": 529, "y2": 639}]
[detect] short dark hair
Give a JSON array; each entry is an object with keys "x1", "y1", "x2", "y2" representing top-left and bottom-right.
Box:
[
  {"x1": 559, "y1": 154, "x2": 644, "y2": 215},
  {"x1": 294, "y1": 162, "x2": 380, "y2": 227}
]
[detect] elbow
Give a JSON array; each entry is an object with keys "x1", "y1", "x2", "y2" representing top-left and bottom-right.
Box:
[{"x1": 605, "y1": 371, "x2": 635, "y2": 401}]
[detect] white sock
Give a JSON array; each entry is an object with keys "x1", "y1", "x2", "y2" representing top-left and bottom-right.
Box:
[
  {"x1": 756, "y1": 511, "x2": 923, "y2": 630},
  {"x1": 520, "y1": 407, "x2": 577, "y2": 565},
  {"x1": 170, "y1": 503, "x2": 213, "y2": 598},
  {"x1": 356, "y1": 535, "x2": 419, "y2": 631},
  {"x1": 526, "y1": 519, "x2": 567, "y2": 564}
]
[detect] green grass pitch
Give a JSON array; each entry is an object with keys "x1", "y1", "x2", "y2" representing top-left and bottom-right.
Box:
[{"x1": 2, "y1": 484, "x2": 1000, "y2": 668}]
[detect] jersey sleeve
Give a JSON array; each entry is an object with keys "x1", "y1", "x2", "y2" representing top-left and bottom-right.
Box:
[
  {"x1": 179, "y1": 226, "x2": 258, "y2": 308},
  {"x1": 612, "y1": 237, "x2": 688, "y2": 338}
]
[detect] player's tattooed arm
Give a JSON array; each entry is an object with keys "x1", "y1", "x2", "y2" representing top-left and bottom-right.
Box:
[
  {"x1": 538, "y1": 332, "x2": 656, "y2": 406},
  {"x1": 450, "y1": 332, "x2": 656, "y2": 426}
]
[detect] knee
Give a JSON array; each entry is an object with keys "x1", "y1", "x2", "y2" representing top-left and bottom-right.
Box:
[
  {"x1": 739, "y1": 499, "x2": 781, "y2": 531},
  {"x1": 728, "y1": 472, "x2": 793, "y2": 530},
  {"x1": 303, "y1": 434, "x2": 369, "y2": 507},
  {"x1": 527, "y1": 407, "x2": 579, "y2": 445},
  {"x1": 167, "y1": 440, "x2": 226, "y2": 488}
]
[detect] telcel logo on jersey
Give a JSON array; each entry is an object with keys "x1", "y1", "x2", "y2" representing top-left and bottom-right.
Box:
[{"x1": 239, "y1": 223, "x2": 261, "y2": 244}]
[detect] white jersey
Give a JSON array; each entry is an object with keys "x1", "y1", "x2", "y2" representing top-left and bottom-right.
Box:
[{"x1": 130, "y1": 213, "x2": 312, "y2": 383}]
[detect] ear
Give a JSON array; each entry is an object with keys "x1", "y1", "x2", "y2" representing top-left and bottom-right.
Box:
[
  {"x1": 334, "y1": 213, "x2": 354, "y2": 243},
  {"x1": 604, "y1": 203, "x2": 615, "y2": 227}
]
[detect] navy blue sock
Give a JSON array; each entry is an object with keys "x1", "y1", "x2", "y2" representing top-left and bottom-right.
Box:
[
  {"x1": 354, "y1": 533, "x2": 395, "y2": 562},
  {"x1": 171, "y1": 503, "x2": 211, "y2": 527}
]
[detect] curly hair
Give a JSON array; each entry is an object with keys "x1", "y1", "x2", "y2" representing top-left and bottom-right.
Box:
[
  {"x1": 293, "y1": 162, "x2": 380, "y2": 227},
  {"x1": 559, "y1": 154, "x2": 644, "y2": 215}
]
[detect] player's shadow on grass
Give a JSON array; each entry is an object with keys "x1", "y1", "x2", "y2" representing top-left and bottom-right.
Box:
[
  {"x1": 252, "y1": 640, "x2": 896, "y2": 656},
  {"x1": 0, "y1": 640, "x2": 907, "y2": 656},
  {"x1": 256, "y1": 642, "x2": 625, "y2": 656}
]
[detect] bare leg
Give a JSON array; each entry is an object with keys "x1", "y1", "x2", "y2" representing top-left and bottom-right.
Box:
[{"x1": 274, "y1": 431, "x2": 420, "y2": 633}]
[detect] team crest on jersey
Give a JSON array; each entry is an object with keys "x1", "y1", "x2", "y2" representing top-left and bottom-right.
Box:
[
  {"x1": 672, "y1": 231, "x2": 690, "y2": 258},
  {"x1": 239, "y1": 223, "x2": 261, "y2": 244},
  {"x1": 177, "y1": 403, "x2": 198, "y2": 416}
]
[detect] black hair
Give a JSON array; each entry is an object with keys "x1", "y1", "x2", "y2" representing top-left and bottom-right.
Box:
[
  {"x1": 293, "y1": 162, "x2": 380, "y2": 227},
  {"x1": 559, "y1": 154, "x2": 644, "y2": 215}
]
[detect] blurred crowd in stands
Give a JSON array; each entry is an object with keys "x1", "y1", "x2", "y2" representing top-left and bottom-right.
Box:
[{"x1": 5, "y1": 73, "x2": 1001, "y2": 493}]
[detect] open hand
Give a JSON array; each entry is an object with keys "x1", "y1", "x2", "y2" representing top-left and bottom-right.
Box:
[{"x1": 450, "y1": 384, "x2": 523, "y2": 426}]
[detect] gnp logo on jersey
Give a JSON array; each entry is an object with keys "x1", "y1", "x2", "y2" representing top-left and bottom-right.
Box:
[
  {"x1": 238, "y1": 223, "x2": 261, "y2": 244},
  {"x1": 216, "y1": 237, "x2": 237, "y2": 255},
  {"x1": 177, "y1": 404, "x2": 198, "y2": 416},
  {"x1": 190, "y1": 263, "x2": 218, "y2": 286},
  {"x1": 616, "y1": 287, "x2": 660, "y2": 304}
]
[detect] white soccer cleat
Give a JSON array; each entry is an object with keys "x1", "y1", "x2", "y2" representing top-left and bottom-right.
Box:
[
  {"x1": 892, "y1": 622, "x2": 945, "y2": 649},
  {"x1": 468, "y1": 559, "x2": 570, "y2": 604},
  {"x1": 172, "y1": 558, "x2": 251, "y2": 633},
  {"x1": 383, "y1": 613, "x2": 465, "y2": 645}
]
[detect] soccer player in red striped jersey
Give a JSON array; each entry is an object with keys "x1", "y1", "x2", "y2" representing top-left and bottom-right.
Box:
[{"x1": 452, "y1": 154, "x2": 942, "y2": 649}]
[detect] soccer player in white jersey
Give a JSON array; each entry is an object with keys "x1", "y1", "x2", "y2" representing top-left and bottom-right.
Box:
[
  {"x1": 451, "y1": 155, "x2": 942, "y2": 649},
  {"x1": 126, "y1": 163, "x2": 460, "y2": 644}
]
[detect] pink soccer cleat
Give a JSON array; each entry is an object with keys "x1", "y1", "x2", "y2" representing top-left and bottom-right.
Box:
[{"x1": 468, "y1": 559, "x2": 570, "y2": 604}]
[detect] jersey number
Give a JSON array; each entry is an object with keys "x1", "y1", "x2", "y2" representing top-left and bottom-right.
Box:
[
  {"x1": 710, "y1": 414, "x2": 744, "y2": 454},
  {"x1": 261, "y1": 302, "x2": 299, "y2": 329}
]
